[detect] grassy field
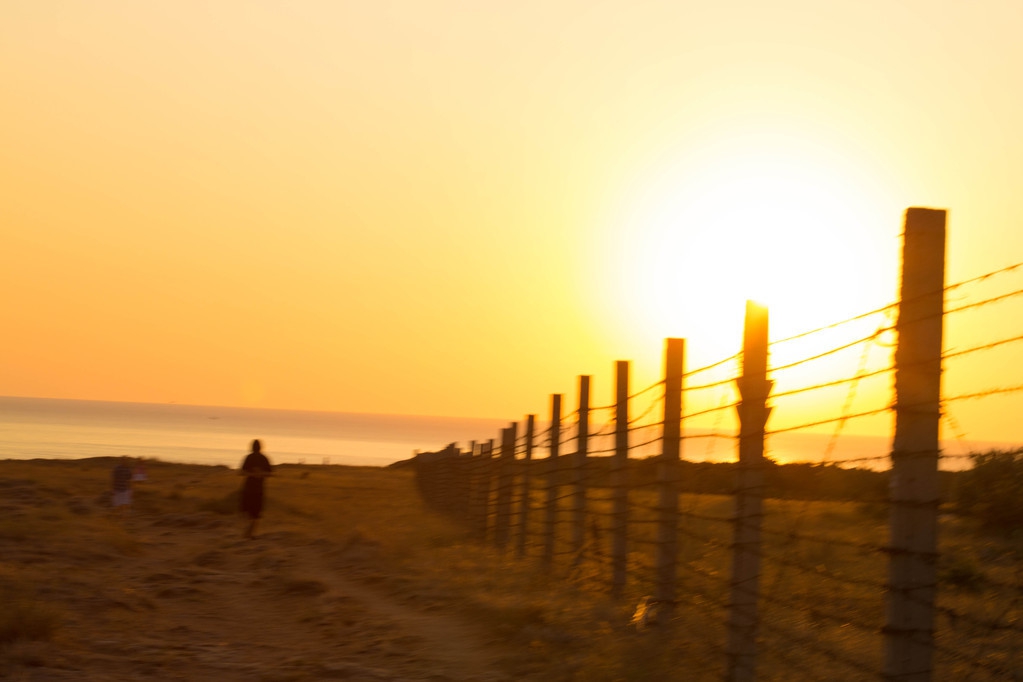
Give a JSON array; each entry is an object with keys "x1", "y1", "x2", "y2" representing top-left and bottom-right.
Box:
[{"x1": 1, "y1": 458, "x2": 1020, "y2": 680}]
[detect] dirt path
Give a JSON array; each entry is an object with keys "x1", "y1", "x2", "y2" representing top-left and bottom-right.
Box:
[{"x1": 4, "y1": 508, "x2": 513, "y2": 682}]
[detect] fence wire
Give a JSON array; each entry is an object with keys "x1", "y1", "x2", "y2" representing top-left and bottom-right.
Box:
[{"x1": 410, "y1": 254, "x2": 1023, "y2": 680}]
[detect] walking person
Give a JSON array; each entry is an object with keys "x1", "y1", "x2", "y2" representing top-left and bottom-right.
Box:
[
  {"x1": 111, "y1": 457, "x2": 133, "y2": 518},
  {"x1": 239, "y1": 439, "x2": 272, "y2": 539}
]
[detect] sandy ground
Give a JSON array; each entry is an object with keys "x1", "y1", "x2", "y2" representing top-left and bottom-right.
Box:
[{"x1": 0, "y1": 473, "x2": 515, "y2": 682}]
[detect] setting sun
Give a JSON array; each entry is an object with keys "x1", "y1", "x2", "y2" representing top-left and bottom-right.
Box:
[{"x1": 604, "y1": 131, "x2": 899, "y2": 367}]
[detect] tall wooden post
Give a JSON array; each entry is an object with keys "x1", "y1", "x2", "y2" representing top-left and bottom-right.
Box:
[
  {"x1": 612, "y1": 360, "x2": 631, "y2": 597},
  {"x1": 473, "y1": 439, "x2": 495, "y2": 541},
  {"x1": 656, "y1": 339, "x2": 685, "y2": 607},
  {"x1": 465, "y1": 440, "x2": 476, "y2": 531},
  {"x1": 495, "y1": 424, "x2": 517, "y2": 549},
  {"x1": 727, "y1": 302, "x2": 770, "y2": 682},
  {"x1": 572, "y1": 375, "x2": 591, "y2": 555},
  {"x1": 543, "y1": 394, "x2": 563, "y2": 568},
  {"x1": 884, "y1": 207, "x2": 946, "y2": 681},
  {"x1": 517, "y1": 414, "x2": 536, "y2": 558}
]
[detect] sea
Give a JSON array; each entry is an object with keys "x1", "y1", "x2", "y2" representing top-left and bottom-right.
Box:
[
  {"x1": 0, "y1": 396, "x2": 1005, "y2": 470},
  {"x1": 0, "y1": 396, "x2": 510, "y2": 468}
]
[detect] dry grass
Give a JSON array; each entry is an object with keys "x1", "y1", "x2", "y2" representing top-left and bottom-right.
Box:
[
  {"x1": 1, "y1": 458, "x2": 1020, "y2": 680},
  {"x1": 419, "y1": 481, "x2": 1023, "y2": 680},
  {"x1": 0, "y1": 571, "x2": 60, "y2": 645},
  {"x1": 0, "y1": 459, "x2": 484, "y2": 674}
]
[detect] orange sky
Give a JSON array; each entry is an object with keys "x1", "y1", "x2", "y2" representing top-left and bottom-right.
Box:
[{"x1": 3, "y1": 1, "x2": 1023, "y2": 445}]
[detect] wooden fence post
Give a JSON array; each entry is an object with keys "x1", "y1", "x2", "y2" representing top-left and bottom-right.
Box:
[
  {"x1": 612, "y1": 360, "x2": 630, "y2": 597},
  {"x1": 480, "y1": 439, "x2": 495, "y2": 540},
  {"x1": 884, "y1": 207, "x2": 946, "y2": 681},
  {"x1": 449, "y1": 444, "x2": 469, "y2": 518},
  {"x1": 464, "y1": 440, "x2": 477, "y2": 525},
  {"x1": 517, "y1": 414, "x2": 536, "y2": 558},
  {"x1": 468, "y1": 441, "x2": 484, "y2": 538},
  {"x1": 543, "y1": 394, "x2": 563, "y2": 568},
  {"x1": 727, "y1": 301, "x2": 770, "y2": 682},
  {"x1": 656, "y1": 339, "x2": 684, "y2": 608},
  {"x1": 495, "y1": 424, "x2": 517, "y2": 549},
  {"x1": 572, "y1": 375, "x2": 591, "y2": 555}
]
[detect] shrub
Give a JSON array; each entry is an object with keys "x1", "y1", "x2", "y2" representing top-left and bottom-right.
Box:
[{"x1": 955, "y1": 448, "x2": 1023, "y2": 532}]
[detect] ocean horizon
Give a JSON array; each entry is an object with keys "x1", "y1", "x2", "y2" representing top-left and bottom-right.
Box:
[
  {"x1": 0, "y1": 396, "x2": 511, "y2": 468},
  {"x1": 1, "y1": 395, "x2": 1010, "y2": 470}
]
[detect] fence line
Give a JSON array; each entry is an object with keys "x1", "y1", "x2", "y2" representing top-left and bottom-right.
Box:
[{"x1": 411, "y1": 208, "x2": 1023, "y2": 681}]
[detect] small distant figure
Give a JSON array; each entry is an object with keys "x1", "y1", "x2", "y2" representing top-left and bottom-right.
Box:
[
  {"x1": 111, "y1": 457, "x2": 133, "y2": 517},
  {"x1": 132, "y1": 462, "x2": 148, "y2": 482},
  {"x1": 239, "y1": 439, "x2": 273, "y2": 539}
]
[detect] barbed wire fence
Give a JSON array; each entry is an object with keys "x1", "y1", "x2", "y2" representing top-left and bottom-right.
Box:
[{"x1": 412, "y1": 208, "x2": 1023, "y2": 680}]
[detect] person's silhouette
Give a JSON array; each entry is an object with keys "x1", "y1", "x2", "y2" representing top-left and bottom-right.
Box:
[{"x1": 239, "y1": 439, "x2": 272, "y2": 538}]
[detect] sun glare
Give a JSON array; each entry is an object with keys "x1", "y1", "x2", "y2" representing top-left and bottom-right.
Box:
[{"x1": 610, "y1": 140, "x2": 896, "y2": 366}]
